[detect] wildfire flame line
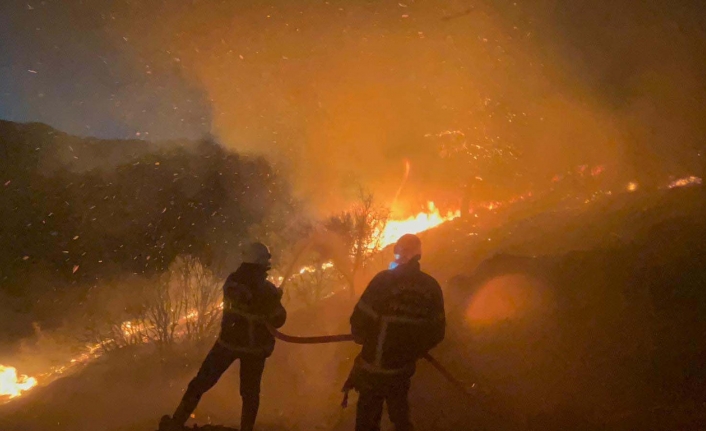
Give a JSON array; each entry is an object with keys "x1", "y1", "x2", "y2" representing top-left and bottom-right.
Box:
[
  {"x1": 5, "y1": 174, "x2": 700, "y2": 402},
  {"x1": 1, "y1": 200, "x2": 460, "y2": 402}
]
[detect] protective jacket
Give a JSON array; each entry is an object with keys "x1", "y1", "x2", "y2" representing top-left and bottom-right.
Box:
[
  {"x1": 350, "y1": 259, "x2": 445, "y2": 375},
  {"x1": 218, "y1": 263, "x2": 286, "y2": 357}
]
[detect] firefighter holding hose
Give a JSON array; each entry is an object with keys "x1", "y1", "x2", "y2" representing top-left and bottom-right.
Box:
[
  {"x1": 160, "y1": 242, "x2": 286, "y2": 431},
  {"x1": 346, "y1": 234, "x2": 446, "y2": 431}
]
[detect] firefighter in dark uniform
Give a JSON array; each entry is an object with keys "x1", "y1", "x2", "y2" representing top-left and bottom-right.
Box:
[
  {"x1": 160, "y1": 242, "x2": 286, "y2": 431},
  {"x1": 346, "y1": 234, "x2": 445, "y2": 431}
]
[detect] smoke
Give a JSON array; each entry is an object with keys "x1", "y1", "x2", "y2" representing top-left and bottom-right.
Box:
[
  {"x1": 3, "y1": 0, "x2": 705, "y2": 210},
  {"x1": 533, "y1": 0, "x2": 706, "y2": 183}
]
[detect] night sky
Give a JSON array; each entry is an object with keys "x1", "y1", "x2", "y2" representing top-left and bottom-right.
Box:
[
  {"x1": 2, "y1": 0, "x2": 705, "y2": 208},
  {"x1": 0, "y1": 0, "x2": 212, "y2": 140}
]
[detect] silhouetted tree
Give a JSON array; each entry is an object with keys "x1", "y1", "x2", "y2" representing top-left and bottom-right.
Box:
[{"x1": 325, "y1": 190, "x2": 389, "y2": 297}]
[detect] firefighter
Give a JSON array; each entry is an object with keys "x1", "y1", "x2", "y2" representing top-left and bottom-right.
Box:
[
  {"x1": 160, "y1": 242, "x2": 286, "y2": 431},
  {"x1": 346, "y1": 234, "x2": 445, "y2": 431}
]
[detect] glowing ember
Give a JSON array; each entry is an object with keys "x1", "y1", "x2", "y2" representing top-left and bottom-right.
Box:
[
  {"x1": 0, "y1": 365, "x2": 38, "y2": 399},
  {"x1": 627, "y1": 182, "x2": 639, "y2": 192},
  {"x1": 379, "y1": 202, "x2": 460, "y2": 247},
  {"x1": 590, "y1": 165, "x2": 605, "y2": 176},
  {"x1": 668, "y1": 176, "x2": 702, "y2": 189},
  {"x1": 299, "y1": 261, "x2": 334, "y2": 274}
]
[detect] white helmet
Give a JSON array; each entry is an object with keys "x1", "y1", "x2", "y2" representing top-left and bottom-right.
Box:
[{"x1": 242, "y1": 242, "x2": 272, "y2": 267}]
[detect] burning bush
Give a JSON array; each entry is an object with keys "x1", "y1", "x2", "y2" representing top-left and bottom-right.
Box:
[{"x1": 82, "y1": 255, "x2": 222, "y2": 356}]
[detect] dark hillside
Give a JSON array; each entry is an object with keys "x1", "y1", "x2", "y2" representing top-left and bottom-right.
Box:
[{"x1": 0, "y1": 121, "x2": 297, "y2": 342}]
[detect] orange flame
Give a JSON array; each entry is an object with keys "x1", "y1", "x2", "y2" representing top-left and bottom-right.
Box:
[
  {"x1": 391, "y1": 159, "x2": 411, "y2": 206},
  {"x1": 379, "y1": 202, "x2": 460, "y2": 247},
  {"x1": 0, "y1": 365, "x2": 37, "y2": 399}
]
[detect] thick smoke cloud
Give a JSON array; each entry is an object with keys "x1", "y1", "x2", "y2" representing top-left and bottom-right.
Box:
[{"x1": 3, "y1": 0, "x2": 704, "y2": 211}]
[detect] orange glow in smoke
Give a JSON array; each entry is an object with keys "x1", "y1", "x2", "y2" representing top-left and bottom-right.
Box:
[{"x1": 466, "y1": 275, "x2": 549, "y2": 326}]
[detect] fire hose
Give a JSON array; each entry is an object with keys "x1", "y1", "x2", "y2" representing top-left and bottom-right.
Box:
[{"x1": 266, "y1": 325, "x2": 476, "y2": 402}]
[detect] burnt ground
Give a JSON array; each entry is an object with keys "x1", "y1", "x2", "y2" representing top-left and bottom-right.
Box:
[{"x1": 2, "y1": 187, "x2": 706, "y2": 431}]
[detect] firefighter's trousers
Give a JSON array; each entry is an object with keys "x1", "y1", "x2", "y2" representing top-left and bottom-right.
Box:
[
  {"x1": 173, "y1": 341, "x2": 266, "y2": 431},
  {"x1": 355, "y1": 376, "x2": 413, "y2": 431}
]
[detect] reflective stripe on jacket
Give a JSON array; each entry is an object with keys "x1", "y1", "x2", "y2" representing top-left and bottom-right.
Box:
[
  {"x1": 350, "y1": 259, "x2": 445, "y2": 373},
  {"x1": 219, "y1": 263, "x2": 286, "y2": 357}
]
